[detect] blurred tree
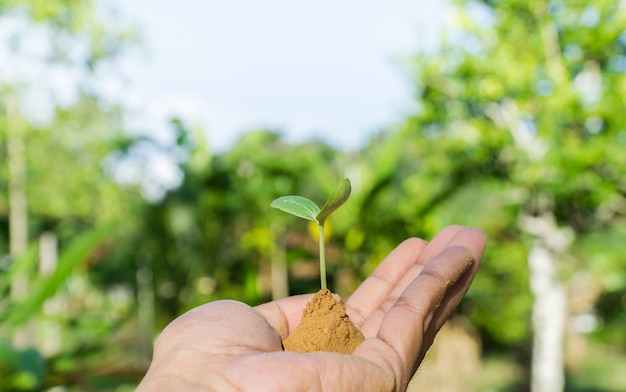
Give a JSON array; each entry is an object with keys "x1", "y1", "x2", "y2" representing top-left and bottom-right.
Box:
[
  {"x1": 376, "y1": 0, "x2": 626, "y2": 390},
  {"x1": 0, "y1": 0, "x2": 151, "y2": 389},
  {"x1": 0, "y1": 0, "x2": 140, "y2": 230}
]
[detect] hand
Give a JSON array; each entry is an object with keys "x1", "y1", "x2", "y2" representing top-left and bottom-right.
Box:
[{"x1": 137, "y1": 225, "x2": 486, "y2": 391}]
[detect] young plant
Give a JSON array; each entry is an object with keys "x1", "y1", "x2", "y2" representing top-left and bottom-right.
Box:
[{"x1": 270, "y1": 178, "x2": 351, "y2": 290}]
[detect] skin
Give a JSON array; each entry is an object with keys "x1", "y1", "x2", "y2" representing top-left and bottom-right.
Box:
[{"x1": 137, "y1": 225, "x2": 486, "y2": 392}]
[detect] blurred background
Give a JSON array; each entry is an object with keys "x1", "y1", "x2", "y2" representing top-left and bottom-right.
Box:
[{"x1": 1, "y1": 0, "x2": 625, "y2": 391}]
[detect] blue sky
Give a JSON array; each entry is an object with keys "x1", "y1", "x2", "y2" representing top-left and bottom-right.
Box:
[{"x1": 113, "y1": 1, "x2": 448, "y2": 152}]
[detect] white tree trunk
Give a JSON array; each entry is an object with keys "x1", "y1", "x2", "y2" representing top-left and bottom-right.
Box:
[
  {"x1": 520, "y1": 214, "x2": 572, "y2": 392},
  {"x1": 39, "y1": 232, "x2": 62, "y2": 356},
  {"x1": 528, "y1": 242, "x2": 567, "y2": 392}
]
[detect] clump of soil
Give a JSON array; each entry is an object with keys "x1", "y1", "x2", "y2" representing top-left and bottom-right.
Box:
[{"x1": 283, "y1": 288, "x2": 365, "y2": 354}]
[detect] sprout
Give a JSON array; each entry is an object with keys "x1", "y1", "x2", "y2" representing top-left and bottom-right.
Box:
[{"x1": 271, "y1": 178, "x2": 351, "y2": 290}]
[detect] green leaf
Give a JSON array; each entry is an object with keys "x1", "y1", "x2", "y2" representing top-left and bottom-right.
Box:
[
  {"x1": 1, "y1": 224, "x2": 115, "y2": 327},
  {"x1": 316, "y1": 178, "x2": 351, "y2": 225},
  {"x1": 271, "y1": 195, "x2": 321, "y2": 222}
]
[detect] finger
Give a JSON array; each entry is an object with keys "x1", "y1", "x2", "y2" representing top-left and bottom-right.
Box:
[
  {"x1": 254, "y1": 294, "x2": 315, "y2": 339},
  {"x1": 421, "y1": 227, "x2": 486, "y2": 348},
  {"x1": 373, "y1": 226, "x2": 468, "y2": 306},
  {"x1": 346, "y1": 237, "x2": 427, "y2": 328},
  {"x1": 355, "y1": 226, "x2": 469, "y2": 335},
  {"x1": 357, "y1": 246, "x2": 475, "y2": 387},
  {"x1": 416, "y1": 224, "x2": 467, "y2": 263},
  {"x1": 441, "y1": 226, "x2": 486, "y2": 265},
  {"x1": 377, "y1": 225, "x2": 485, "y2": 316}
]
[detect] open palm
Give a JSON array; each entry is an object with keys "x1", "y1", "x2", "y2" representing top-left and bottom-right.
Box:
[{"x1": 137, "y1": 225, "x2": 486, "y2": 392}]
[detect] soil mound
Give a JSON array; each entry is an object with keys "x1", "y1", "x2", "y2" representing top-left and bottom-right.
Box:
[{"x1": 283, "y1": 288, "x2": 364, "y2": 354}]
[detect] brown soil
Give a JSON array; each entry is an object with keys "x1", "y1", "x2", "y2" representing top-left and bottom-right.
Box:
[{"x1": 283, "y1": 288, "x2": 365, "y2": 354}]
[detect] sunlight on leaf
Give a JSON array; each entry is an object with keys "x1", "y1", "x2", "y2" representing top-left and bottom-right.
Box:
[{"x1": 270, "y1": 195, "x2": 321, "y2": 222}]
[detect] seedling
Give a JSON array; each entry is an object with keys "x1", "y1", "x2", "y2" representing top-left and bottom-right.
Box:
[{"x1": 270, "y1": 178, "x2": 351, "y2": 290}]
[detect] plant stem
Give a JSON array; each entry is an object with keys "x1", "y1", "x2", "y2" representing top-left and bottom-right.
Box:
[{"x1": 318, "y1": 223, "x2": 327, "y2": 290}]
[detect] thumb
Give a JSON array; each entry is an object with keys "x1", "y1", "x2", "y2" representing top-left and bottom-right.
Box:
[{"x1": 154, "y1": 300, "x2": 283, "y2": 357}]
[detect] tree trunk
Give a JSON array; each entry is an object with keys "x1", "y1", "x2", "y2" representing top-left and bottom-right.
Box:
[
  {"x1": 7, "y1": 91, "x2": 28, "y2": 286},
  {"x1": 6, "y1": 90, "x2": 32, "y2": 348},
  {"x1": 520, "y1": 214, "x2": 573, "y2": 392},
  {"x1": 528, "y1": 241, "x2": 567, "y2": 392},
  {"x1": 39, "y1": 232, "x2": 61, "y2": 356},
  {"x1": 137, "y1": 257, "x2": 156, "y2": 364},
  {"x1": 271, "y1": 222, "x2": 288, "y2": 300}
]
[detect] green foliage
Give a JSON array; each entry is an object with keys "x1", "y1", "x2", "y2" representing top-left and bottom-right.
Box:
[
  {"x1": 0, "y1": 0, "x2": 149, "y2": 390},
  {"x1": 0, "y1": 225, "x2": 115, "y2": 327},
  {"x1": 0, "y1": 0, "x2": 625, "y2": 389},
  {"x1": 0, "y1": 344, "x2": 45, "y2": 391},
  {"x1": 386, "y1": 0, "x2": 626, "y2": 348},
  {"x1": 0, "y1": 0, "x2": 138, "y2": 64}
]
